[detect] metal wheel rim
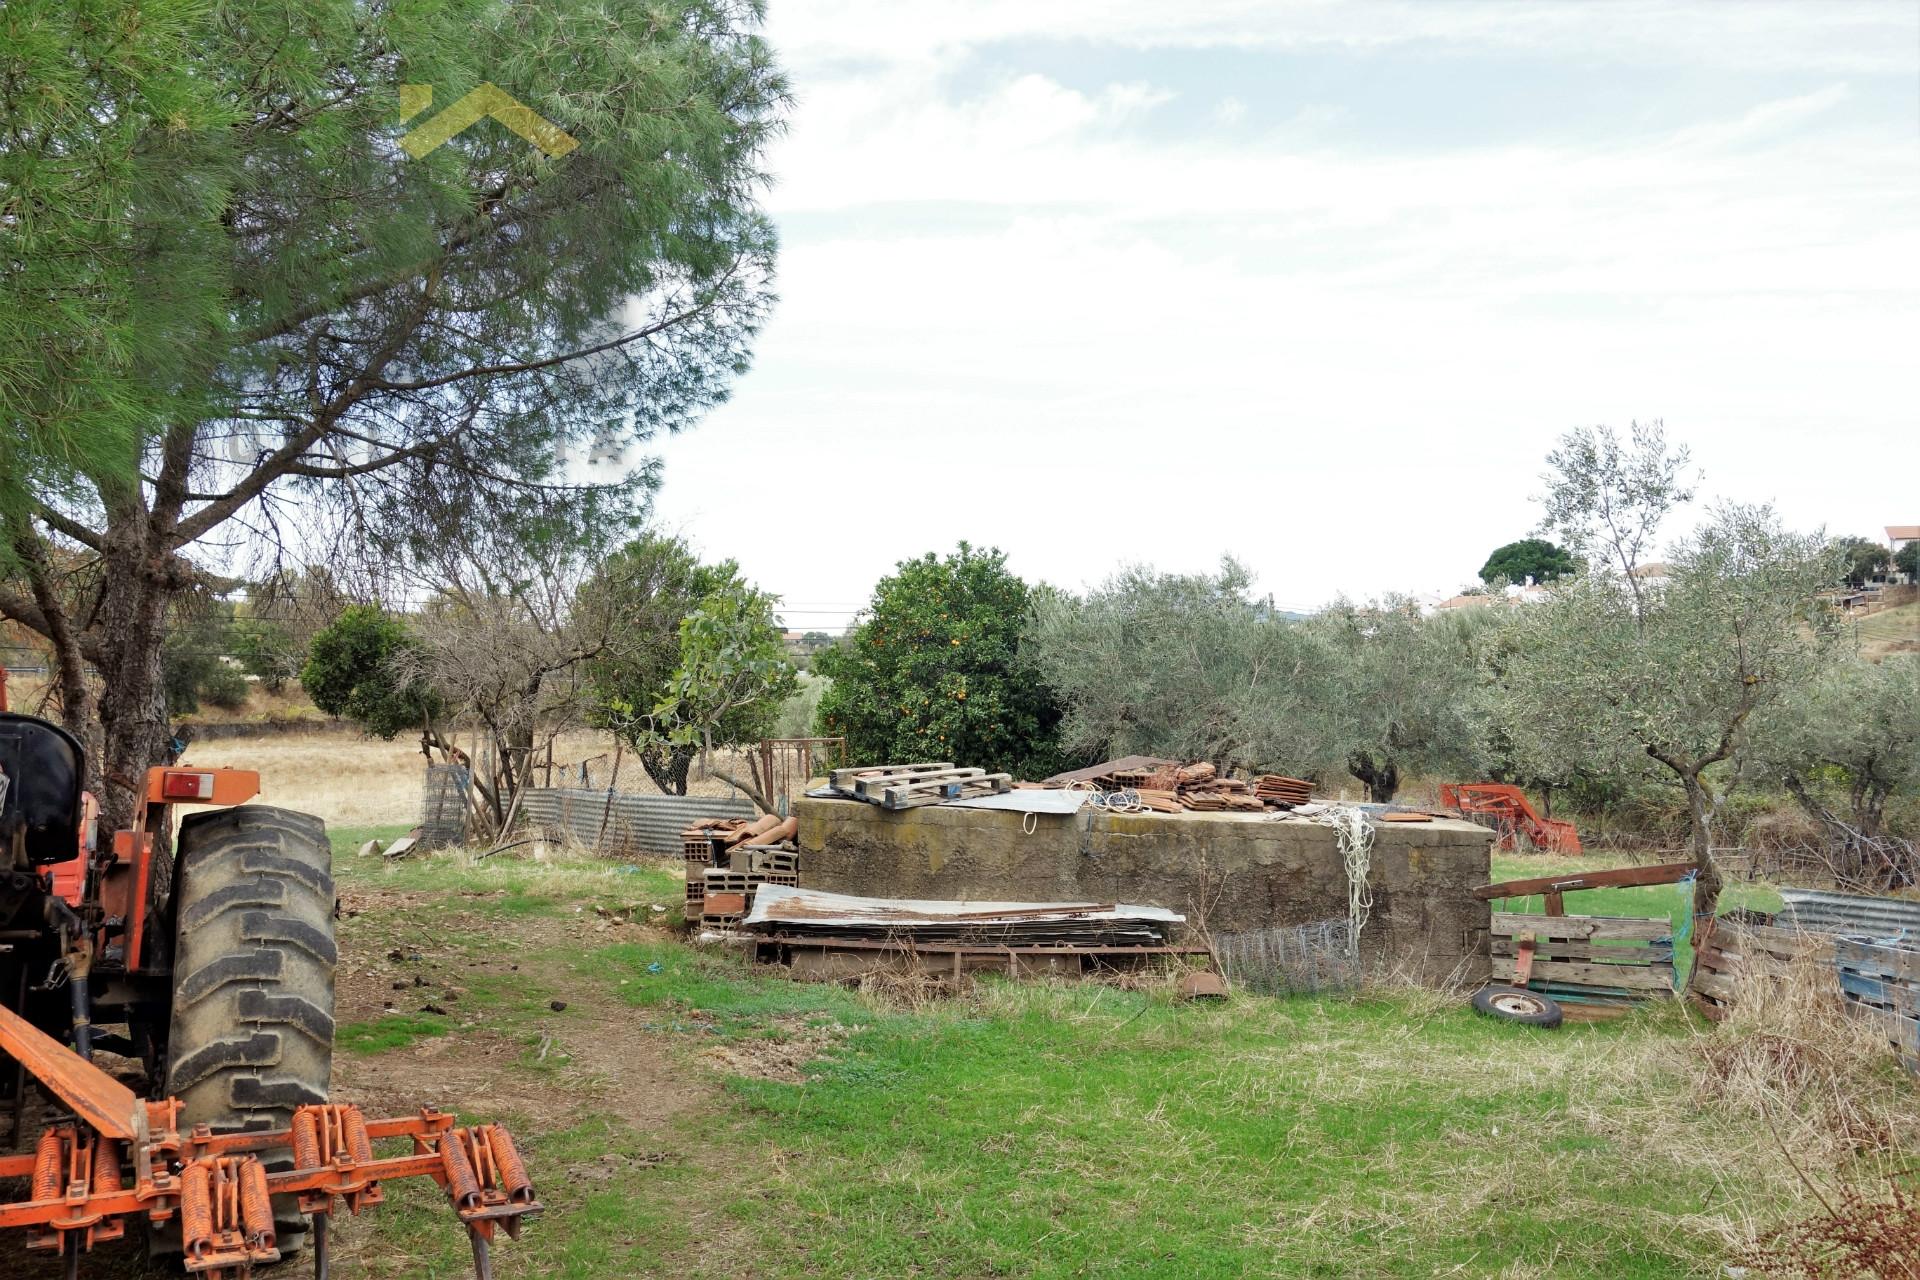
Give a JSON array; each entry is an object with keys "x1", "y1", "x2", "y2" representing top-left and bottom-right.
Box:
[{"x1": 1491, "y1": 992, "x2": 1548, "y2": 1017}]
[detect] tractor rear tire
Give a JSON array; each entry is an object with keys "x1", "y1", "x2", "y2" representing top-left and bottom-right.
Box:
[{"x1": 165, "y1": 804, "x2": 335, "y2": 1251}]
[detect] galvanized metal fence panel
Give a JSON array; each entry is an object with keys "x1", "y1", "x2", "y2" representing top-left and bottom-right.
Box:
[
  {"x1": 515, "y1": 788, "x2": 755, "y2": 857},
  {"x1": 420, "y1": 764, "x2": 470, "y2": 849}
]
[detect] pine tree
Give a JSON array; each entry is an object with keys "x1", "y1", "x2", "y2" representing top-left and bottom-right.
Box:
[{"x1": 0, "y1": 0, "x2": 786, "y2": 825}]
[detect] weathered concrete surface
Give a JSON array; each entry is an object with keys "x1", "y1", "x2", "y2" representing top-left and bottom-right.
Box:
[{"x1": 796, "y1": 797, "x2": 1492, "y2": 986}]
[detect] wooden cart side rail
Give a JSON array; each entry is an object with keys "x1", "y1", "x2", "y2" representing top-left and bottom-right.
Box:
[{"x1": 1474, "y1": 862, "x2": 1696, "y2": 901}]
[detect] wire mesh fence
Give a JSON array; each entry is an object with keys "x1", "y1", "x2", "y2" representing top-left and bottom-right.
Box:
[
  {"x1": 1212, "y1": 919, "x2": 1361, "y2": 996},
  {"x1": 420, "y1": 764, "x2": 471, "y2": 849}
]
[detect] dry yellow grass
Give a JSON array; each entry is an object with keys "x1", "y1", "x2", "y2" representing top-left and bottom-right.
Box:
[
  {"x1": 181, "y1": 730, "x2": 428, "y2": 827},
  {"x1": 178, "y1": 727, "x2": 762, "y2": 830}
]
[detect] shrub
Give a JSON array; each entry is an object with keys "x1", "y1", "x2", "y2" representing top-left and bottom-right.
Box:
[
  {"x1": 301, "y1": 605, "x2": 441, "y2": 738},
  {"x1": 816, "y1": 544, "x2": 1067, "y2": 779},
  {"x1": 198, "y1": 665, "x2": 252, "y2": 711}
]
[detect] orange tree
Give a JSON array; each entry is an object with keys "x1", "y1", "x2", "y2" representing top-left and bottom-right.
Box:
[{"x1": 815, "y1": 544, "x2": 1069, "y2": 780}]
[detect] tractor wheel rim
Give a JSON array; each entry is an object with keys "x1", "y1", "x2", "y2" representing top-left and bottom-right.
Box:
[{"x1": 1492, "y1": 993, "x2": 1546, "y2": 1016}]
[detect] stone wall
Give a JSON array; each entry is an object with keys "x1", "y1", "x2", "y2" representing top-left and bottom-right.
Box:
[{"x1": 795, "y1": 797, "x2": 1493, "y2": 986}]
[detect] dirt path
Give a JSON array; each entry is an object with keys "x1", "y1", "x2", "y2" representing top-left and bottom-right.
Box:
[
  {"x1": 330, "y1": 899, "x2": 711, "y2": 1134},
  {"x1": 0, "y1": 879, "x2": 728, "y2": 1279}
]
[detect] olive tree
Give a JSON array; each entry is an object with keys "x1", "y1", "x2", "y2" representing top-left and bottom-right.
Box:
[
  {"x1": 580, "y1": 536, "x2": 787, "y2": 797},
  {"x1": 1538, "y1": 421, "x2": 1696, "y2": 620},
  {"x1": 1306, "y1": 601, "x2": 1496, "y2": 801},
  {"x1": 1748, "y1": 655, "x2": 1920, "y2": 888},
  {"x1": 1027, "y1": 559, "x2": 1341, "y2": 778},
  {"x1": 1498, "y1": 504, "x2": 1841, "y2": 911},
  {"x1": 653, "y1": 578, "x2": 797, "y2": 811}
]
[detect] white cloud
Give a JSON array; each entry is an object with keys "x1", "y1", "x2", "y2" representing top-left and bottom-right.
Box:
[
  {"x1": 767, "y1": 1, "x2": 1917, "y2": 75},
  {"x1": 647, "y1": 4, "x2": 1919, "y2": 618}
]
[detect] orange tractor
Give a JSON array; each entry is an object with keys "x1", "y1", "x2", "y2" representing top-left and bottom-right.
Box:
[
  {"x1": 0, "y1": 674, "x2": 537, "y2": 1278},
  {"x1": 1439, "y1": 782, "x2": 1582, "y2": 855}
]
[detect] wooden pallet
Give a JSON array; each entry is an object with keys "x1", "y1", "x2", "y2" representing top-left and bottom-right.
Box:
[
  {"x1": 1491, "y1": 913, "x2": 1677, "y2": 999},
  {"x1": 830, "y1": 762, "x2": 954, "y2": 791},
  {"x1": 1834, "y1": 938, "x2": 1920, "y2": 1070},
  {"x1": 1689, "y1": 920, "x2": 1833, "y2": 1020},
  {"x1": 877, "y1": 773, "x2": 1012, "y2": 810},
  {"x1": 830, "y1": 763, "x2": 1013, "y2": 810}
]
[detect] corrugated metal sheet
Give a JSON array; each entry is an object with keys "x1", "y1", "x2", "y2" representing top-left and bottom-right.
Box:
[
  {"x1": 1778, "y1": 887, "x2": 1920, "y2": 942},
  {"x1": 747, "y1": 883, "x2": 1183, "y2": 928},
  {"x1": 517, "y1": 788, "x2": 754, "y2": 857},
  {"x1": 944, "y1": 789, "x2": 1091, "y2": 815}
]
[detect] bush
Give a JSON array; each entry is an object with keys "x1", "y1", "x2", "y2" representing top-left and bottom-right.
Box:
[
  {"x1": 198, "y1": 665, "x2": 252, "y2": 711},
  {"x1": 301, "y1": 605, "x2": 441, "y2": 738},
  {"x1": 816, "y1": 544, "x2": 1067, "y2": 779}
]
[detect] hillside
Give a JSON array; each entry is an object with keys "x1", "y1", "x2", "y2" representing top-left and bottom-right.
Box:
[{"x1": 1855, "y1": 601, "x2": 1920, "y2": 659}]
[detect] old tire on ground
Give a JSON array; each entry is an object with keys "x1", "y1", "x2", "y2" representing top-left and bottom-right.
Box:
[
  {"x1": 165, "y1": 804, "x2": 335, "y2": 1251},
  {"x1": 1471, "y1": 985, "x2": 1563, "y2": 1028}
]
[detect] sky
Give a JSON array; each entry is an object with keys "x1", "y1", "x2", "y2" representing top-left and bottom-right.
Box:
[{"x1": 639, "y1": 0, "x2": 1920, "y2": 630}]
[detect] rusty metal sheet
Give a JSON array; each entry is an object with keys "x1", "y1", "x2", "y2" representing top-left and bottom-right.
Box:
[{"x1": 1038, "y1": 756, "x2": 1180, "y2": 787}]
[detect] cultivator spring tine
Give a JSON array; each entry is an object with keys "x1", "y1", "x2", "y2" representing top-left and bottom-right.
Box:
[
  {"x1": 469, "y1": 1225, "x2": 493, "y2": 1280},
  {"x1": 1, "y1": 1099, "x2": 537, "y2": 1277}
]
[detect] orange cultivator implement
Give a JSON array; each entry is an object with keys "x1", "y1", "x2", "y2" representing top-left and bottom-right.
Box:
[
  {"x1": 0, "y1": 683, "x2": 538, "y2": 1278},
  {"x1": 1440, "y1": 783, "x2": 1582, "y2": 855},
  {"x1": 0, "y1": 1000, "x2": 538, "y2": 1278}
]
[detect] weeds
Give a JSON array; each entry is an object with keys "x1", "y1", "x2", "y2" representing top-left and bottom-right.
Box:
[{"x1": 1738, "y1": 1182, "x2": 1920, "y2": 1279}]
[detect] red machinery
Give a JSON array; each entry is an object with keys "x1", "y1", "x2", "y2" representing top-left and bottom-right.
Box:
[
  {"x1": 0, "y1": 669, "x2": 537, "y2": 1277},
  {"x1": 1439, "y1": 783, "x2": 1582, "y2": 855}
]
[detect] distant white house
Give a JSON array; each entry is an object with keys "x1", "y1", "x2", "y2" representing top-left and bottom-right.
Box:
[
  {"x1": 1630, "y1": 561, "x2": 1671, "y2": 589},
  {"x1": 1888, "y1": 525, "x2": 1919, "y2": 583}
]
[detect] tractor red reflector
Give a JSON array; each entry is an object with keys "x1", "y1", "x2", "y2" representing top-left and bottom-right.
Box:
[{"x1": 161, "y1": 771, "x2": 216, "y2": 800}]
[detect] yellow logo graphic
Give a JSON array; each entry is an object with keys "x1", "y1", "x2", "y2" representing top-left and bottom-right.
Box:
[{"x1": 399, "y1": 83, "x2": 578, "y2": 159}]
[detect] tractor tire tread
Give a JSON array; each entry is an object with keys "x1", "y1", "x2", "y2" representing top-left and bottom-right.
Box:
[{"x1": 165, "y1": 805, "x2": 334, "y2": 1243}]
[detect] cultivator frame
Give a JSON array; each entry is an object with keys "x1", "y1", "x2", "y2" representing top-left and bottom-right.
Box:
[
  {"x1": 1440, "y1": 782, "x2": 1582, "y2": 855},
  {"x1": 0, "y1": 997, "x2": 538, "y2": 1278}
]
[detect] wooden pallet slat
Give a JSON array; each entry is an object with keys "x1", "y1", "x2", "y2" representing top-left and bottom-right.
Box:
[
  {"x1": 1491, "y1": 913, "x2": 1674, "y2": 943},
  {"x1": 1492, "y1": 939, "x2": 1673, "y2": 964},
  {"x1": 1835, "y1": 939, "x2": 1920, "y2": 981},
  {"x1": 830, "y1": 762, "x2": 955, "y2": 789},
  {"x1": 1475, "y1": 862, "x2": 1696, "y2": 901},
  {"x1": 1491, "y1": 957, "x2": 1676, "y2": 992}
]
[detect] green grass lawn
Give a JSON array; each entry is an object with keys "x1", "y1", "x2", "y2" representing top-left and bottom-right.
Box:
[{"x1": 313, "y1": 841, "x2": 1908, "y2": 1280}]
